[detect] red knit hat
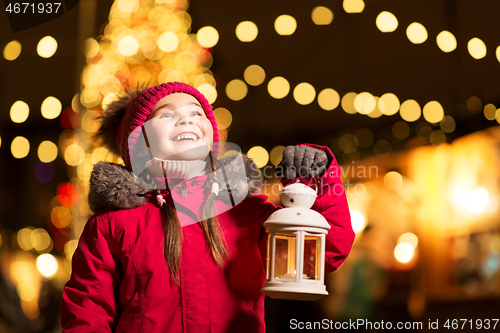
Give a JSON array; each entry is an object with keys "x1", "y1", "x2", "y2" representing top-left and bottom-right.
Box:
[{"x1": 115, "y1": 82, "x2": 219, "y2": 170}]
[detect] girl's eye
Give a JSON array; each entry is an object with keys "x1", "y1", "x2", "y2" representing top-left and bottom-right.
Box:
[
  {"x1": 160, "y1": 112, "x2": 174, "y2": 119},
  {"x1": 191, "y1": 111, "x2": 203, "y2": 117}
]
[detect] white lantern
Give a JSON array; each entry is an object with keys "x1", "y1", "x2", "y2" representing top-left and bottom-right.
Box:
[{"x1": 261, "y1": 182, "x2": 331, "y2": 300}]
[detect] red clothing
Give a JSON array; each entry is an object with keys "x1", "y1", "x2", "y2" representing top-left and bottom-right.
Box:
[{"x1": 61, "y1": 146, "x2": 354, "y2": 332}]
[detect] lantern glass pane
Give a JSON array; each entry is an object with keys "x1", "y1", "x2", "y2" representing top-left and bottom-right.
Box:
[
  {"x1": 274, "y1": 233, "x2": 296, "y2": 280},
  {"x1": 304, "y1": 235, "x2": 321, "y2": 280}
]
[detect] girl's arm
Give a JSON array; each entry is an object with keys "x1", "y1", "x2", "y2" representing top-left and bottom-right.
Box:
[
  {"x1": 280, "y1": 144, "x2": 355, "y2": 273},
  {"x1": 61, "y1": 214, "x2": 121, "y2": 332}
]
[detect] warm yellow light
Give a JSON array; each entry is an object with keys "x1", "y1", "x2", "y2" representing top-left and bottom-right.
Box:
[
  {"x1": 467, "y1": 187, "x2": 489, "y2": 214},
  {"x1": 270, "y1": 145, "x2": 285, "y2": 166},
  {"x1": 244, "y1": 64, "x2": 266, "y2": 86},
  {"x1": 84, "y1": 38, "x2": 99, "y2": 58},
  {"x1": 384, "y1": 171, "x2": 403, "y2": 190},
  {"x1": 51, "y1": 206, "x2": 72, "y2": 228},
  {"x1": 41, "y1": 96, "x2": 62, "y2": 119},
  {"x1": 496, "y1": 46, "x2": 500, "y2": 63},
  {"x1": 339, "y1": 134, "x2": 359, "y2": 154},
  {"x1": 197, "y1": 26, "x2": 219, "y2": 48},
  {"x1": 400, "y1": 99, "x2": 421, "y2": 122},
  {"x1": 275, "y1": 15, "x2": 297, "y2": 35},
  {"x1": 267, "y1": 76, "x2": 290, "y2": 99},
  {"x1": 439, "y1": 115, "x2": 456, "y2": 133},
  {"x1": 311, "y1": 6, "x2": 333, "y2": 25},
  {"x1": 64, "y1": 239, "x2": 79, "y2": 259},
  {"x1": 37, "y1": 141, "x2": 58, "y2": 163},
  {"x1": 10, "y1": 100, "x2": 29, "y2": 123},
  {"x1": 117, "y1": 35, "x2": 139, "y2": 56},
  {"x1": 350, "y1": 210, "x2": 366, "y2": 233},
  {"x1": 423, "y1": 101, "x2": 444, "y2": 123},
  {"x1": 235, "y1": 21, "x2": 258, "y2": 42},
  {"x1": 406, "y1": 22, "x2": 427, "y2": 44},
  {"x1": 341, "y1": 92, "x2": 357, "y2": 114},
  {"x1": 197, "y1": 83, "x2": 217, "y2": 104},
  {"x1": 37, "y1": 36, "x2": 58, "y2": 58},
  {"x1": 214, "y1": 108, "x2": 232, "y2": 129},
  {"x1": 343, "y1": 0, "x2": 365, "y2": 13},
  {"x1": 11, "y1": 136, "x2": 30, "y2": 159},
  {"x1": 376, "y1": 11, "x2": 398, "y2": 33},
  {"x1": 392, "y1": 121, "x2": 410, "y2": 139},
  {"x1": 398, "y1": 233, "x2": 418, "y2": 249},
  {"x1": 226, "y1": 79, "x2": 248, "y2": 101},
  {"x1": 3, "y1": 40, "x2": 22, "y2": 61},
  {"x1": 117, "y1": 0, "x2": 139, "y2": 13},
  {"x1": 157, "y1": 32, "x2": 179, "y2": 53},
  {"x1": 429, "y1": 130, "x2": 446, "y2": 146},
  {"x1": 436, "y1": 31, "x2": 457, "y2": 53},
  {"x1": 484, "y1": 104, "x2": 497, "y2": 121},
  {"x1": 467, "y1": 37, "x2": 487, "y2": 59},
  {"x1": 317, "y1": 88, "x2": 340, "y2": 111},
  {"x1": 293, "y1": 82, "x2": 316, "y2": 105},
  {"x1": 354, "y1": 92, "x2": 376, "y2": 114},
  {"x1": 81, "y1": 111, "x2": 100, "y2": 133},
  {"x1": 379, "y1": 93, "x2": 400, "y2": 116},
  {"x1": 247, "y1": 146, "x2": 269, "y2": 168},
  {"x1": 496, "y1": 109, "x2": 500, "y2": 124},
  {"x1": 367, "y1": 97, "x2": 383, "y2": 118},
  {"x1": 17, "y1": 228, "x2": 34, "y2": 251},
  {"x1": 394, "y1": 242, "x2": 414, "y2": 263},
  {"x1": 31, "y1": 229, "x2": 52, "y2": 253},
  {"x1": 64, "y1": 144, "x2": 85, "y2": 166},
  {"x1": 36, "y1": 253, "x2": 58, "y2": 278}
]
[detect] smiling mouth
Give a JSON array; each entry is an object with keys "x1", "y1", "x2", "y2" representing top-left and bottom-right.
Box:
[{"x1": 172, "y1": 132, "x2": 200, "y2": 142}]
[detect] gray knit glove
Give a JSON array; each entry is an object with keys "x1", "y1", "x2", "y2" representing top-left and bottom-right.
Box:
[{"x1": 278, "y1": 145, "x2": 329, "y2": 179}]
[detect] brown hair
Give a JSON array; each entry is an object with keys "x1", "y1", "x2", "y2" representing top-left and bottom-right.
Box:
[{"x1": 158, "y1": 158, "x2": 227, "y2": 283}]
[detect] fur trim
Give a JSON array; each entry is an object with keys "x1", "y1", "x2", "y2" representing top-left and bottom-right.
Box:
[
  {"x1": 93, "y1": 87, "x2": 143, "y2": 157},
  {"x1": 88, "y1": 155, "x2": 263, "y2": 213}
]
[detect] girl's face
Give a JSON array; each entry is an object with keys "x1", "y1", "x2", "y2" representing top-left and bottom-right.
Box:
[{"x1": 143, "y1": 93, "x2": 214, "y2": 161}]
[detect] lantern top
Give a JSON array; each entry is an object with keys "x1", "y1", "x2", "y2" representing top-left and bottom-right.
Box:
[{"x1": 280, "y1": 182, "x2": 317, "y2": 208}]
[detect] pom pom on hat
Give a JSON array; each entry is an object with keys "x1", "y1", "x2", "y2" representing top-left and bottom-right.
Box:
[{"x1": 95, "y1": 82, "x2": 219, "y2": 170}]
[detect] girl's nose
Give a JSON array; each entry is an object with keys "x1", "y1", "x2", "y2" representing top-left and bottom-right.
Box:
[{"x1": 176, "y1": 115, "x2": 194, "y2": 126}]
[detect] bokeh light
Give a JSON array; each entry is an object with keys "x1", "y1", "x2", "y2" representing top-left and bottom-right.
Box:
[
  {"x1": 17, "y1": 228, "x2": 34, "y2": 251},
  {"x1": 117, "y1": 35, "x2": 139, "y2": 56},
  {"x1": 343, "y1": 0, "x2": 364, "y2": 13},
  {"x1": 11, "y1": 136, "x2": 30, "y2": 159},
  {"x1": 468, "y1": 38, "x2": 487, "y2": 59},
  {"x1": 51, "y1": 206, "x2": 71, "y2": 228},
  {"x1": 311, "y1": 6, "x2": 334, "y2": 25},
  {"x1": 467, "y1": 96, "x2": 482, "y2": 114},
  {"x1": 400, "y1": 99, "x2": 421, "y2": 122},
  {"x1": 157, "y1": 32, "x2": 179, "y2": 53},
  {"x1": 430, "y1": 130, "x2": 446, "y2": 146},
  {"x1": 267, "y1": 76, "x2": 290, "y2": 99},
  {"x1": 37, "y1": 36, "x2": 58, "y2": 58},
  {"x1": 406, "y1": 22, "x2": 427, "y2": 44},
  {"x1": 379, "y1": 93, "x2": 400, "y2": 116},
  {"x1": 37, "y1": 141, "x2": 58, "y2": 163},
  {"x1": 244, "y1": 64, "x2": 266, "y2": 86},
  {"x1": 350, "y1": 210, "x2": 366, "y2": 234},
  {"x1": 10, "y1": 100, "x2": 29, "y2": 123},
  {"x1": 3, "y1": 40, "x2": 22, "y2": 61},
  {"x1": 483, "y1": 104, "x2": 497, "y2": 121},
  {"x1": 392, "y1": 121, "x2": 410, "y2": 139},
  {"x1": 84, "y1": 38, "x2": 99, "y2": 58},
  {"x1": 317, "y1": 88, "x2": 340, "y2": 111},
  {"x1": 355, "y1": 128, "x2": 374, "y2": 148},
  {"x1": 197, "y1": 83, "x2": 217, "y2": 104},
  {"x1": 341, "y1": 92, "x2": 357, "y2": 114},
  {"x1": 226, "y1": 79, "x2": 248, "y2": 101},
  {"x1": 497, "y1": 46, "x2": 500, "y2": 63},
  {"x1": 376, "y1": 11, "x2": 398, "y2": 33},
  {"x1": 56, "y1": 182, "x2": 79, "y2": 207},
  {"x1": 354, "y1": 92, "x2": 376, "y2": 114},
  {"x1": 423, "y1": 101, "x2": 444, "y2": 123},
  {"x1": 339, "y1": 134, "x2": 359, "y2": 154},
  {"x1": 467, "y1": 187, "x2": 489, "y2": 214},
  {"x1": 293, "y1": 82, "x2": 316, "y2": 105},
  {"x1": 36, "y1": 254, "x2": 58, "y2": 278},
  {"x1": 398, "y1": 233, "x2": 418, "y2": 249},
  {"x1": 196, "y1": 26, "x2": 219, "y2": 48},
  {"x1": 41, "y1": 96, "x2": 62, "y2": 119},
  {"x1": 235, "y1": 21, "x2": 258, "y2": 42},
  {"x1": 394, "y1": 242, "x2": 414, "y2": 263},
  {"x1": 64, "y1": 144, "x2": 85, "y2": 166},
  {"x1": 270, "y1": 145, "x2": 285, "y2": 166},
  {"x1": 436, "y1": 31, "x2": 457, "y2": 53},
  {"x1": 384, "y1": 171, "x2": 403, "y2": 190},
  {"x1": 31, "y1": 229, "x2": 52, "y2": 253},
  {"x1": 214, "y1": 108, "x2": 232, "y2": 129},
  {"x1": 247, "y1": 146, "x2": 269, "y2": 168},
  {"x1": 439, "y1": 115, "x2": 456, "y2": 133},
  {"x1": 35, "y1": 162, "x2": 55, "y2": 183},
  {"x1": 374, "y1": 139, "x2": 392, "y2": 157},
  {"x1": 275, "y1": 15, "x2": 297, "y2": 35}
]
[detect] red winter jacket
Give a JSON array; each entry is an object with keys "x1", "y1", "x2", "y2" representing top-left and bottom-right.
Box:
[{"x1": 61, "y1": 145, "x2": 354, "y2": 332}]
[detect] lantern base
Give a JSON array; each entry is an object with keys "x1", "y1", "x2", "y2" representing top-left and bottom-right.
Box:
[{"x1": 261, "y1": 282, "x2": 328, "y2": 301}]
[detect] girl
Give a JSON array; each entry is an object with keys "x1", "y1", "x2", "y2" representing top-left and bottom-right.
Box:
[{"x1": 61, "y1": 82, "x2": 354, "y2": 332}]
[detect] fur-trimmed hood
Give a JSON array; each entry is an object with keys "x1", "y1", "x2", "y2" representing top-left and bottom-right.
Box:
[{"x1": 88, "y1": 155, "x2": 263, "y2": 213}]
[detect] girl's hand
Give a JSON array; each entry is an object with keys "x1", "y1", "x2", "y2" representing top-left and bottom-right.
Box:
[{"x1": 279, "y1": 145, "x2": 329, "y2": 179}]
